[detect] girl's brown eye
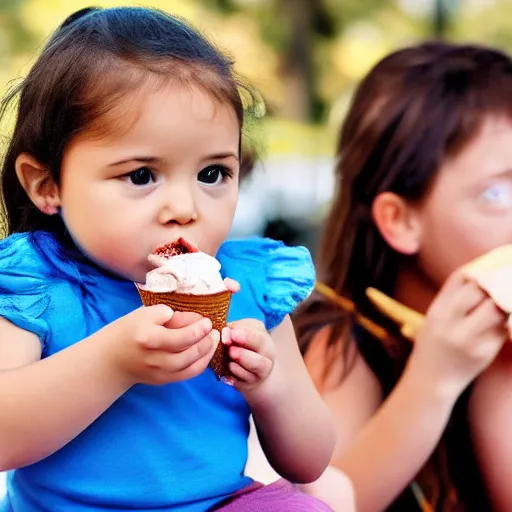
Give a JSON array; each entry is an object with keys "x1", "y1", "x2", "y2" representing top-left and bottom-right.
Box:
[
  {"x1": 128, "y1": 167, "x2": 154, "y2": 185},
  {"x1": 198, "y1": 165, "x2": 229, "y2": 186}
]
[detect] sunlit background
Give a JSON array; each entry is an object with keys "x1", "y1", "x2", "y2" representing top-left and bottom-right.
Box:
[{"x1": 1, "y1": 0, "x2": 512, "y2": 492}]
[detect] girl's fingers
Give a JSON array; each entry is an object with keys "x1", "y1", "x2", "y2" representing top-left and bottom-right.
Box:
[
  {"x1": 223, "y1": 278, "x2": 240, "y2": 293},
  {"x1": 228, "y1": 362, "x2": 258, "y2": 384},
  {"x1": 151, "y1": 335, "x2": 214, "y2": 373},
  {"x1": 150, "y1": 317, "x2": 212, "y2": 352},
  {"x1": 222, "y1": 326, "x2": 232, "y2": 346},
  {"x1": 229, "y1": 345, "x2": 273, "y2": 377},
  {"x1": 433, "y1": 275, "x2": 487, "y2": 318},
  {"x1": 465, "y1": 297, "x2": 508, "y2": 334},
  {"x1": 142, "y1": 304, "x2": 175, "y2": 325},
  {"x1": 229, "y1": 326, "x2": 274, "y2": 359},
  {"x1": 164, "y1": 311, "x2": 203, "y2": 329}
]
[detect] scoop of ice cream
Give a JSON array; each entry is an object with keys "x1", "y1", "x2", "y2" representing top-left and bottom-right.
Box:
[{"x1": 141, "y1": 252, "x2": 227, "y2": 294}]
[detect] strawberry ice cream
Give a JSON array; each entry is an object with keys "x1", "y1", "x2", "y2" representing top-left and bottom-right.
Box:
[
  {"x1": 141, "y1": 252, "x2": 227, "y2": 294},
  {"x1": 137, "y1": 237, "x2": 227, "y2": 294}
]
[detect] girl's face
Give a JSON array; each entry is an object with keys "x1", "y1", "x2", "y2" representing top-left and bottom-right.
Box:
[
  {"x1": 415, "y1": 116, "x2": 512, "y2": 288},
  {"x1": 58, "y1": 83, "x2": 240, "y2": 282}
]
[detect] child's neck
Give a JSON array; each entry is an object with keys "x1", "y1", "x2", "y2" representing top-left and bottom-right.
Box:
[{"x1": 393, "y1": 264, "x2": 438, "y2": 315}]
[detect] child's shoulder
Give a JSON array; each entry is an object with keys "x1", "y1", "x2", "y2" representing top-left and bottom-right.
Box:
[
  {"x1": 218, "y1": 237, "x2": 315, "y2": 330},
  {"x1": 0, "y1": 230, "x2": 37, "y2": 255},
  {"x1": 0, "y1": 231, "x2": 57, "y2": 285}
]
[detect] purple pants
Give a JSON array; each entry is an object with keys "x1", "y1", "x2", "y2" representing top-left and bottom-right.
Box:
[{"x1": 213, "y1": 479, "x2": 333, "y2": 511}]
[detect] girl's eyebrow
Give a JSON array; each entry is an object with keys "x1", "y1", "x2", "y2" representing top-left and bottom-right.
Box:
[
  {"x1": 468, "y1": 169, "x2": 512, "y2": 191},
  {"x1": 493, "y1": 168, "x2": 512, "y2": 178},
  {"x1": 204, "y1": 152, "x2": 239, "y2": 161},
  {"x1": 108, "y1": 152, "x2": 238, "y2": 167},
  {"x1": 108, "y1": 156, "x2": 160, "y2": 167},
  {"x1": 476, "y1": 168, "x2": 512, "y2": 182}
]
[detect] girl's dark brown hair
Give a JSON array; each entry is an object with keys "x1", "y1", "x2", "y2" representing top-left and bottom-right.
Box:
[
  {"x1": 296, "y1": 41, "x2": 512, "y2": 381},
  {"x1": 0, "y1": 6, "x2": 258, "y2": 237}
]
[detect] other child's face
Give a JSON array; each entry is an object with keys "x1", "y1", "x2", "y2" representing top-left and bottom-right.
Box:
[
  {"x1": 58, "y1": 82, "x2": 240, "y2": 282},
  {"x1": 415, "y1": 115, "x2": 512, "y2": 287}
]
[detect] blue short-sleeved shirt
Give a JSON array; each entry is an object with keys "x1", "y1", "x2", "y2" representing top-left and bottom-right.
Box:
[{"x1": 0, "y1": 231, "x2": 314, "y2": 512}]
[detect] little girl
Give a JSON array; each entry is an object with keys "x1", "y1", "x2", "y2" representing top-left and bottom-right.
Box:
[
  {"x1": 0, "y1": 7, "x2": 336, "y2": 511},
  {"x1": 296, "y1": 41, "x2": 512, "y2": 511}
]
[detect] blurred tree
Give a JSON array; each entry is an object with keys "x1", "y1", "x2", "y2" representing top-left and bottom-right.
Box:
[
  {"x1": 204, "y1": 0, "x2": 395, "y2": 122},
  {"x1": 5, "y1": 0, "x2": 512, "y2": 136},
  {"x1": 201, "y1": 0, "x2": 239, "y2": 14},
  {"x1": 433, "y1": 0, "x2": 460, "y2": 38},
  {"x1": 0, "y1": 0, "x2": 36, "y2": 56}
]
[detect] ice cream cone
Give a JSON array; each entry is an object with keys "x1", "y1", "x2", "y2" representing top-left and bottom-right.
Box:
[{"x1": 136, "y1": 285, "x2": 232, "y2": 379}]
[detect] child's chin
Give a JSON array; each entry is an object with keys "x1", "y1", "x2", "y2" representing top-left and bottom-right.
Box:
[
  {"x1": 101, "y1": 261, "x2": 146, "y2": 283},
  {"x1": 131, "y1": 269, "x2": 150, "y2": 284}
]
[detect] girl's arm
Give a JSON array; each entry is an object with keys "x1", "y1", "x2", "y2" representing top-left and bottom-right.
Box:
[
  {"x1": 302, "y1": 332, "x2": 455, "y2": 512},
  {"x1": 330, "y1": 361, "x2": 455, "y2": 512},
  {"x1": 246, "y1": 315, "x2": 337, "y2": 484},
  {"x1": 469, "y1": 343, "x2": 512, "y2": 512},
  {"x1": 0, "y1": 317, "x2": 131, "y2": 470}
]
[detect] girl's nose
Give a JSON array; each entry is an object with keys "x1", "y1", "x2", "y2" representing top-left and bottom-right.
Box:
[{"x1": 157, "y1": 185, "x2": 197, "y2": 225}]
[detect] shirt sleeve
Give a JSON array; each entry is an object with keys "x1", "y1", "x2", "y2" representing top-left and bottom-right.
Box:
[
  {"x1": 220, "y1": 237, "x2": 315, "y2": 331},
  {"x1": 0, "y1": 234, "x2": 51, "y2": 350}
]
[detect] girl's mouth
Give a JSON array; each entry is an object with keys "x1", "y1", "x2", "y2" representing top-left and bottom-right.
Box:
[{"x1": 153, "y1": 238, "x2": 199, "y2": 259}]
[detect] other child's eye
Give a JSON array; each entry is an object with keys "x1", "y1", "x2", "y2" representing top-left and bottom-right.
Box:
[{"x1": 479, "y1": 182, "x2": 512, "y2": 208}]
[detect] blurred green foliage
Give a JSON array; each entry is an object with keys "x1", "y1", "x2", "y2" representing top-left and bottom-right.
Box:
[{"x1": 2, "y1": 0, "x2": 512, "y2": 157}]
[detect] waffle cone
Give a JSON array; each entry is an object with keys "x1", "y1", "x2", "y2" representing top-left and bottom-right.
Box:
[{"x1": 136, "y1": 286, "x2": 231, "y2": 379}]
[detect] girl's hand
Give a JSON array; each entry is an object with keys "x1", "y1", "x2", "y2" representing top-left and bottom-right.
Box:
[
  {"x1": 101, "y1": 305, "x2": 217, "y2": 386},
  {"x1": 407, "y1": 269, "x2": 510, "y2": 398},
  {"x1": 222, "y1": 319, "x2": 276, "y2": 392},
  {"x1": 223, "y1": 277, "x2": 240, "y2": 293}
]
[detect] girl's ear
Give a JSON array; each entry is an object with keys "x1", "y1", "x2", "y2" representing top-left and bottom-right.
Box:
[
  {"x1": 15, "y1": 153, "x2": 61, "y2": 215},
  {"x1": 372, "y1": 191, "x2": 421, "y2": 255}
]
